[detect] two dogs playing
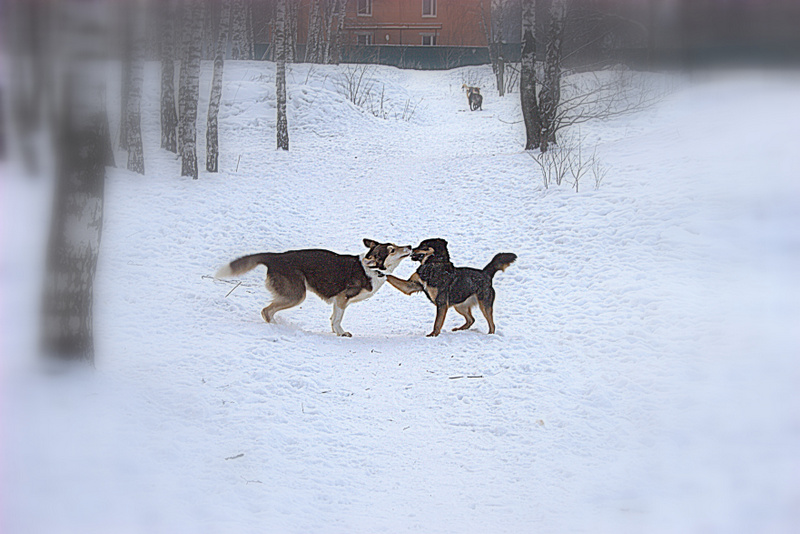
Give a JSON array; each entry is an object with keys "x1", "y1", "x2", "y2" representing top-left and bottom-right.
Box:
[
  {"x1": 216, "y1": 239, "x2": 515, "y2": 337},
  {"x1": 461, "y1": 84, "x2": 483, "y2": 111}
]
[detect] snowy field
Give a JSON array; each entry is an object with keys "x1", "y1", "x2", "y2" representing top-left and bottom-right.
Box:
[{"x1": 3, "y1": 62, "x2": 800, "y2": 533}]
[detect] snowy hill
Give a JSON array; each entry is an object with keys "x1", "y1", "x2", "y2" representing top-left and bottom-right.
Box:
[{"x1": 3, "y1": 62, "x2": 799, "y2": 533}]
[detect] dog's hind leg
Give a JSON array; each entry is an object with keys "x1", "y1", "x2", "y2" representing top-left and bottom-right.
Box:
[
  {"x1": 330, "y1": 295, "x2": 352, "y2": 337},
  {"x1": 262, "y1": 271, "x2": 306, "y2": 323},
  {"x1": 478, "y1": 300, "x2": 496, "y2": 334},
  {"x1": 452, "y1": 302, "x2": 475, "y2": 331}
]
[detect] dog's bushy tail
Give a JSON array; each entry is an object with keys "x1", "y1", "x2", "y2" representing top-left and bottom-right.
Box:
[
  {"x1": 215, "y1": 253, "x2": 271, "y2": 278},
  {"x1": 483, "y1": 253, "x2": 517, "y2": 278}
]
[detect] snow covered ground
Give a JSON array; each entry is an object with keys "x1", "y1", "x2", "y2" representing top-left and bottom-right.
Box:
[{"x1": 3, "y1": 62, "x2": 799, "y2": 533}]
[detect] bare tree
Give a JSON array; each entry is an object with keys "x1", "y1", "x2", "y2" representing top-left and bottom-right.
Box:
[
  {"x1": 6, "y1": 0, "x2": 48, "y2": 173},
  {"x1": 160, "y1": 0, "x2": 178, "y2": 153},
  {"x1": 327, "y1": 0, "x2": 347, "y2": 64},
  {"x1": 179, "y1": 0, "x2": 203, "y2": 178},
  {"x1": 305, "y1": 0, "x2": 322, "y2": 63},
  {"x1": 207, "y1": 0, "x2": 231, "y2": 173},
  {"x1": 480, "y1": 0, "x2": 512, "y2": 96},
  {"x1": 275, "y1": 0, "x2": 289, "y2": 151},
  {"x1": 520, "y1": 0, "x2": 541, "y2": 150},
  {"x1": 41, "y1": 0, "x2": 111, "y2": 364},
  {"x1": 538, "y1": 0, "x2": 567, "y2": 151},
  {"x1": 125, "y1": 2, "x2": 145, "y2": 174},
  {"x1": 230, "y1": 0, "x2": 253, "y2": 60},
  {"x1": 118, "y1": 1, "x2": 131, "y2": 150}
]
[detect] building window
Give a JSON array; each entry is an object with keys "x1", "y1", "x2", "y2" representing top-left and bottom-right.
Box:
[
  {"x1": 356, "y1": 33, "x2": 373, "y2": 45},
  {"x1": 357, "y1": 0, "x2": 372, "y2": 16},
  {"x1": 422, "y1": 0, "x2": 437, "y2": 17},
  {"x1": 420, "y1": 33, "x2": 437, "y2": 46}
]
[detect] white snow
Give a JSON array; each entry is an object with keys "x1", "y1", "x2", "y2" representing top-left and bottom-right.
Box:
[{"x1": 2, "y1": 62, "x2": 799, "y2": 533}]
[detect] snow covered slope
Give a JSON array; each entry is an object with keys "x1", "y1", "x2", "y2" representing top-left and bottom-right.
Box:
[{"x1": 3, "y1": 63, "x2": 799, "y2": 533}]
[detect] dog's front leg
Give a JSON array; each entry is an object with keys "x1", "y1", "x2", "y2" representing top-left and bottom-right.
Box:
[
  {"x1": 386, "y1": 274, "x2": 424, "y2": 295},
  {"x1": 331, "y1": 297, "x2": 352, "y2": 337},
  {"x1": 427, "y1": 304, "x2": 448, "y2": 337}
]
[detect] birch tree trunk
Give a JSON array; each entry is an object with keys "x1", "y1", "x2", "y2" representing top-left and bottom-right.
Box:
[
  {"x1": 118, "y1": 2, "x2": 131, "y2": 150},
  {"x1": 160, "y1": 0, "x2": 178, "y2": 153},
  {"x1": 207, "y1": 0, "x2": 231, "y2": 173},
  {"x1": 125, "y1": 5, "x2": 145, "y2": 174},
  {"x1": 179, "y1": 0, "x2": 203, "y2": 179},
  {"x1": 275, "y1": 0, "x2": 289, "y2": 151},
  {"x1": 480, "y1": 0, "x2": 505, "y2": 96},
  {"x1": 230, "y1": 0, "x2": 252, "y2": 60},
  {"x1": 245, "y1": 0, "x2": 255, "y2": 60},
  {"x1": 327, "y1": 0, "x2": 347, "y2": 64},
  {"x1": 41, "y1": 0, "x2": 110, "y2": 364},
  {"x1": 520, "y1": 0, "x2": 542, "y2": 150},
  {"x1": 287, "y1": 0, "x2": 299, "y2": 63},
  {"x1": 7, "y1": 0, "x2": 47, "y2": 173},
  {"x1": 305, "y1": 0, "x2": 322, "y2": 63},
  {"x1": 538, "y1": 0, "x2": 567, "y2": 151}
]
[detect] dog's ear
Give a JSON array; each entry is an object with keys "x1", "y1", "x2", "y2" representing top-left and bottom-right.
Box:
[
  {"x1": 437, "y1": 238, "x2": 448, "y2": 248},
  {"x1": 363, "y1": 238, "x2": 379, "y2": 249}
]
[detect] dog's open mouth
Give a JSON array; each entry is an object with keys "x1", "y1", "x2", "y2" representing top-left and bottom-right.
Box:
[{"x1": 411, "y1": 253, "x2": 424, "y2": 262}]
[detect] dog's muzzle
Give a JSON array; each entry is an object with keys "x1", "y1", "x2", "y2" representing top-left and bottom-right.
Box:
[{"x1": 411, "y1": 253, "x2": 424, "y2": 262}]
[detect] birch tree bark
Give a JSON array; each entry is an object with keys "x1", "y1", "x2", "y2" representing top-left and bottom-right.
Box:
[
  {"x1": 538, "y1": 0, "x2": 567, "y2": 151},
  {"x1": 41, "y1": 0, "x2": 110, "y2": 364},
  {"x1": 327, "y1": 0, "x2": 347, "y2": 64},
  {"x1": 207, "y1": 0, "x2": 231, "y2": 173},
  {"x1": 179, "y1": 0, "x2": 203, "y2": 179},
  {"x1": 230, "y1": 0, "x2": 253, "y2": 60},
  {"x1": 520, "y1": 0, "x2": 542, "y2": 150},
  {"x1": 275, "y1": 0, "x2": 289, "y2": 151},
  {"x1": 125, "y1": 4, "x2": 145, "y2": 174},
  {"x1": 305, "y1": 0, "x2": 322, "y2": 63},
  {"x1": 118, "y1": 1, "x2": 131, "y2": 150},
  {"x1": 160, "y1": 0, "x2": 178, "y2": 153}
]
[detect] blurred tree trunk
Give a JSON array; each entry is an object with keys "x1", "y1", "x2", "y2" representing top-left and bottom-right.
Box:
[
  {"x1": 286, "y1": 0, "x2": 299, "y2": 62},
  {"x1": 41, "y1": 0, "x2": 110, "y2": 365},
  {"x1": 327, "y1": 0, "x2": 347, "y2": 64},
  {"x1": 305, "y1": 0, "x2": 322, "y2": 63},
  {"x1": 179, "y1": 0, "x2": 203, "y2": 179},
  {"x1": 480, "y1": 0, "x2": 506, "y2": 96},
  {"x1": 538, "y1": 0, "x2": 567, "y2": 151},
  {"x1": 230, "y1": 0, "x2": 253, "y2": 60},
  {"x1": 245, "y1": 0, "x2": 255, "y2": 60},
  {"x1": 125, "y1": 3, "x2": 145, "y2": 174},
  {"x1": 7, "y1": 0, "x2": 47, "y2": 173},
  {"x1": 118, "y1": 1, "x2": 131, "y2": 150},
  {"x1": 520, "y1": 0, "x2": 542, "y2": 150},
  {"x1": 160, "y1": 0, "x2": 178, "y2": 153},
  {"x1": 275, "y1": 0, "x2": 289, "y2": 151},
  {"x1": 207, "y1": 0, "x2": 231, "y2": 173}
]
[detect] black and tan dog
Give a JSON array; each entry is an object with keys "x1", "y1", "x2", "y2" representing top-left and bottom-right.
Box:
[
  {"x1": 387, "y1": 238, "x2": 516, "y2": 337},
  {"x1": 216, "y1": 240, "x2": 412, "y2": 337}
]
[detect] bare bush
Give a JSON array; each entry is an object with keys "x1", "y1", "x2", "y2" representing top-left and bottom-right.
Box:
[
  {"x1": 529, "y1": 132, "x2": 609, "y2": 192},
  {"x1": 334, "y1": 66, "x2": 421, "y2": 122},
  {"x1": 334, "y1": 64, "x2": 377, "y2": 108}
]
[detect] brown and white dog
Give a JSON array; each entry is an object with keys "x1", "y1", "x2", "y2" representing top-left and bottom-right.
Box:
[
  {"x1": 461, "y1": 84, "x2": 483, "y2": 111},
  {"x1": 215, "y1": 239, "x2": 412, "y2": 337}
]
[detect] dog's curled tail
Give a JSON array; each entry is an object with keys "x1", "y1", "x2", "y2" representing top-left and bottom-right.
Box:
[
  {"x1": 215, "y1": 253, "x2": 271, "y2": 279},
  {"x1": 483, "y1": 252, "x2": 517, "y2": 278}
]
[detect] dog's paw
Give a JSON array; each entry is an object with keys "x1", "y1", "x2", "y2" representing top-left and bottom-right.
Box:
[
  {"x1": 426, "y1": 331, "x2": 440, "y2": 337},
  {"x1": 338, "y1": 331, "x2": 353, "y2": 338}
]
